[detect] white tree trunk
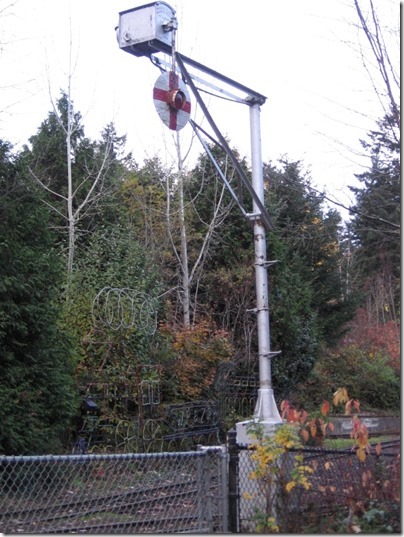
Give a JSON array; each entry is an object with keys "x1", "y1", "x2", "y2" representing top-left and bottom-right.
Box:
[
  {"x1": 66, "y1": 84, "x2": 75, "y2": 274},
  {"x1": 169, "y1": 133, "x2": 234, "y2": 327}
]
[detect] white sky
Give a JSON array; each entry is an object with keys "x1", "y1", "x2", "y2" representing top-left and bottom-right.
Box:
[{"x1": 0, "y1": 0, "x2": 400, "y2": 219}]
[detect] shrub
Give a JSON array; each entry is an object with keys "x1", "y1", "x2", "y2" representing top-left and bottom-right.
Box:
[
  {"x1": 296, "y1": 346, "x2": 400, "y2": 412},
  {"x1": 161, "y1": 318, "x2": 233, "y2": 400}
]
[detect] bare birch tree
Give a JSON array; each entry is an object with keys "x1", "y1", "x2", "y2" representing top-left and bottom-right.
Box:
[
  {"x1": 27, "y1": 23, "x2": 119, "y2": 274},
  {"x1": 29, "y1": 88, "x2": 115, "y2": 274},
  {"x1": 167, "y1": 134, "x2": 234, "y2": 327}
]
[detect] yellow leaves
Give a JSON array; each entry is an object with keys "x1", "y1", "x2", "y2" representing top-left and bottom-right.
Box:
[
  {"x1": 285, "y1": 481, "x2": 296, "y2": 493},
  {"x1": 256, "y1": 517, "x2": 279, "y2": 533},
  {"x1": 246, "y1": 422, "x2": 313, "y2": 520},
  {"x1": 301, "y1": 465, "x2": 314, "y2": 475},
  {"x1": 320, "y1": 239, "x2": 339, "y2": 256},
  {"x1": 357, "y1": 448, "x2": 367, "y2": 462},
  {"x1": 274, "y1": 424, "x2": 300, "y2": 449},
  {"x1": 285, "y1": 470, "x2": 312, "y2": 493},
  {"x1": 334, "y1": 388, "x2": 360, "y2": 419},
  {"x1": 324, "y1": 461, "x2": 333, "y2": 471},
  {"x1": 251, "y1": 444, "x2": 276, "y2": 466},
  {"x1": 249, "y1": 470, "x2": 259, "y2": 480},
  {"x1": 356, "y1": 429, "x2": 369, "y2": 450},
  {"x1": 333, "y1": 387, "x2": 349, "y2": 406},
  {"x1": 375, "y1": 442, "x2": 382, "y2": 456}
]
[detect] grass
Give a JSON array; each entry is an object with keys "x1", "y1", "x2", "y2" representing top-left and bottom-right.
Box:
[{"x1": 323, "y1": 434, "x2": 398, "y2": 450}]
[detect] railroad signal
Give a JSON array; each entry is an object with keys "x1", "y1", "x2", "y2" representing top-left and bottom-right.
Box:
[
  {"x1": 153, "y1": 71, "x2": 191, "y2": 131},
  {"x1": 117, "y1": 2, "x2": 282, "y2": 436}
]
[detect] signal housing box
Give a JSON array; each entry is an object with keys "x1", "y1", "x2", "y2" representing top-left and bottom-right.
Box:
[{"x1": 117, "y1": 2, "x2": 176, "y2": 57}]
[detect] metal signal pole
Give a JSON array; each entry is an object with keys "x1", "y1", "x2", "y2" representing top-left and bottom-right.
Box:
[
  {"x1": 116, "y1": 2, "x2": 283, "y2": 441},
  {"x1": 247, "y1": 102, "x2": 281, "y2": 430}
]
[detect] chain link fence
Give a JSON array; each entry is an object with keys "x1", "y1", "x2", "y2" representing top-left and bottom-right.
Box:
[
  {"x1": 0, "y1": 448, "x2": 228, "y2": 534},
  {"x1": 235, "y1": 440, "x2": 401, "y2": 533},
  {"x1": 1, "y1": 436, "x2": 400, "y2": 534}
]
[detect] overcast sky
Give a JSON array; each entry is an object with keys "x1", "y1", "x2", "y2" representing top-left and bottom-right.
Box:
[{"x1": 0, "y1": 0, "x2": 400, "y2": 219}]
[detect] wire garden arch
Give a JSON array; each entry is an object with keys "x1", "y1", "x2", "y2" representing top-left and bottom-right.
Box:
[{"x1": 92, "y1": 287, "x2": 158, "y2": 335}]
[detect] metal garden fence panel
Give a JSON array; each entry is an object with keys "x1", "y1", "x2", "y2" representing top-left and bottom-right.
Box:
[{"x1": 0, "y1": 448, "x2": 228, "y2": 534}]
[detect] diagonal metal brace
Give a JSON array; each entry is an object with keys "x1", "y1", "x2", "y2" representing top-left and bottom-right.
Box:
[
  {"x1": 175, "y1": 52, "x2": 273, "y2": 231},
  {"x1": 190, "y1": 119, "x2": 250, "y2": 221}
]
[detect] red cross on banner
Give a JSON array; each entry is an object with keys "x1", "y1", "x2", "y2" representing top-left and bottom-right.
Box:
[{"x1": 153, "y1": 71, "x2": 191, "y2": 131}]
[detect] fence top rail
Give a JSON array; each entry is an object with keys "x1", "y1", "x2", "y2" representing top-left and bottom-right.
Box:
[
  {"x1": 0, "y1": 450, "x2": 216, "y2": 464},
  {"x1": 237, "y1": 438, "x2": 400, "y2": 456}
]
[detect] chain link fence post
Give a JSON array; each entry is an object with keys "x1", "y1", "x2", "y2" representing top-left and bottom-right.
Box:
[
  {"x1": 227, "y1": 428, "x2": 239, "y2": 533},
  {"x1": 220, "y1": 445, "x2": 229, "y2": 533}
]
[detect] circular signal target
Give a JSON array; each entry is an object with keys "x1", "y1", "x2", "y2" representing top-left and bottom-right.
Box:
[{"x1": 153, "y1": 71, "x2": 191, "y2": 131}]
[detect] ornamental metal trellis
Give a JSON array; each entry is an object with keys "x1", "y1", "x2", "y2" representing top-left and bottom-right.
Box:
[{"x1": 92, "y1": 287, "x2": 158, "y2": 335}]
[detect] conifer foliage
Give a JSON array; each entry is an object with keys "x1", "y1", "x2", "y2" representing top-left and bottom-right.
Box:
[{"x1": 0, "y1": 141, "x2": 77, "y2": 454}]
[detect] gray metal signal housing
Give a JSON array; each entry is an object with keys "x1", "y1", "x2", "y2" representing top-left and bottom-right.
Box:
[{"x1": 117, "y1": 2, "x2": 176, "y2": 57}]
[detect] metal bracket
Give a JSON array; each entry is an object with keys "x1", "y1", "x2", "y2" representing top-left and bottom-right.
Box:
[
  {"x1": 162, "y1": 17, "x2": 178, "y2": 32},
  {"x1": 254, "y1": 260, "x2": 279, "y2": 268},
  {"x1": 246, "y1": 307, "x2": 270, "y2": 314},
  {"x1": 246, "y1": 212, "x2": 262, "y2": 222},
  {"x1": 261, "y1": 351, "x2": 282, "y2": 359}
]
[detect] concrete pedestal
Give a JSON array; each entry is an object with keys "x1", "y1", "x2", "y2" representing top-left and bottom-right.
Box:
[
  {"x1": 235, "y1": 389, "x2": 283, "y2": 531},
  {"x1": 236, "y1": 387, "x2": 282, "y2": 444}
]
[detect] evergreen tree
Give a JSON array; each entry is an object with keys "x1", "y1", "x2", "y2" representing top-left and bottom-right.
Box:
[
  {"x1": 0, "y1": 140, "x2": 77, "y2": 454},
  {"x1": 267, "y1": 160, "x2": 355, "y2": 346},
  {"x1": 349, "y1": 112, "x2": 400, "y2": 323}
]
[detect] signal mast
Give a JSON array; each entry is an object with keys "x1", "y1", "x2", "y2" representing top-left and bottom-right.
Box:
[{"x1": 116, "y1": 1, "x2": 282, "y2": 440}]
